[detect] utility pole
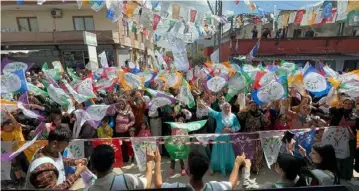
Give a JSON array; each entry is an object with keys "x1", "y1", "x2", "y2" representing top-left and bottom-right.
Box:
[{"x1": 207, "y1": 0, "x2": 222, "y2": 57}]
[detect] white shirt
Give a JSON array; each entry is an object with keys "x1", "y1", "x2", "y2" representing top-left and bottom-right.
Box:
[
  {"x1": 82, "y1": 172, "x2": 146, "y2": 191},
  {"x1": 161, "y1": 181, "x2": 232, "y2": 191}
]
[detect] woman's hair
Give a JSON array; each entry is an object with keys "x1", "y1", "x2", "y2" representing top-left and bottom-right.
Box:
[
  {"x1": 276, "y1": 153, "x2": 303, "y2": 181},
  {"x1": 312, "y1": 144, "x2": 340, "y2": 184},
  {"x1": 282, "y1": 131, "x2": 295, "y2": 143}
]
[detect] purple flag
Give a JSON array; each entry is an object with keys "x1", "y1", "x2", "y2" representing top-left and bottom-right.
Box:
[
  {"x1": 231, "y1": 133, "x2": 259, "y2": 160},
  {"x1": 18, "y1": 93, "x2": 29, "y2": 104}
]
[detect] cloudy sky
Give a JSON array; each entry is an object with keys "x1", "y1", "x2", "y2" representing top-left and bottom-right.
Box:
[{"x1": 148, "y1": 1, "x2": 322, "y2": 15}]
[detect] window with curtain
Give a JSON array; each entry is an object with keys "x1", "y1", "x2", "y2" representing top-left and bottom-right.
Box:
[
  {"x1": 73, "y1": 16, "x2": 95, "y2": 31},
  {"x1": 17, "y1": 17, "x2": 39, "y2": 32}
]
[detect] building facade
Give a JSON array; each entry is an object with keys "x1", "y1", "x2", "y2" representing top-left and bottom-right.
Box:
[{"x1": 1, "y1": 1, "x2": 154, "y2": 69}]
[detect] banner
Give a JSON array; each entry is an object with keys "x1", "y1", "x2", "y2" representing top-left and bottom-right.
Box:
[
  {"x1": 164, "y1": 134, "x2": 190, "y2": 160},
  {"x1": 160, "y1": 2, "x2": 170, "y2": 18},
  {"x1": 303, "y1": 66, "x2": 331, "y2": 97},
  {"x1": 168, "y1": 34, "x2": 189, "y2": 72},
  {"x1": 321, "y1": 127, "x2": 350, "y2": 159},
  {"x1": 98, "y1": 51, "x2": 109, "y2": 68},
  {"x1": 172, "y1": 4, "x2": 181, "y2": 19},
  {"x1": 17, "y1": 102, "x2": 44, "y2": 120},
  {"x1": 210, "y1": 49, "x2": 219, "y2": 63},
  {"x1": 152, "y1": 13, "x2": 161, "y2": 31},
  {"x1": 206, "y1": 76, "x2": 226, "y2": 93},
  {"x1": 52, "y1": 61, "x2": 64, "y2": 73},
  {"x1": 294, "y1": 10, "x2": 304, "y2": 24},
  {"x1": 120, "y1": 72, "x2": 144, "y2": 90},
  {"x1": 165, "y1": 120, "x2": 207, "y2": 132},
  {"x1": 178, "y1": 78, "x2": 195, "y2": 108},
  {"x1": 1, "y1": 70, "x2": 28, "y2": 94},
  {"x1": 92, "y1": 139, "x2": 123, "y2": 168},
  {"x1": 63, "y1": 140, "x2": 85, "y2": 159},
  {"x1": 63, "y1": 79, "x2": 91, "y2": 103},
  {"x1": 292, "y1": 129, "x2": 316, "y2": 158},
  {"x1": 131, "y1": 137, "x2": 157, "y2": 171},
  {"x1": 74, "y1": 77, "x2": 96, "y2": 99},
  {"x1": 288, "y1": 11, "x2": 297, "y2": 24},
  {"x1": 252, "y1": 76, "x2": 288, "y2": 105},
  {"x1": 322, "y1": 1, "x2": 333, "y2": 19},
  {"x1": 232, "y1": 133, "x2": 259, "y2": 160},
  {"x1": 259, "y1": 131, "x2": 283, "y2": 168},
  {"x1": 1, "y1": 141, "x2": 12, "y2": 180},
  {"x1": 2, "y1": 61, "x2": 28, "y2": 73},
  {"x1": 86, "y1": 104, "x2": 110, "y2": 121},
  {"x1": 190, "y1": 9, "x2": 197, "y2": 23}
]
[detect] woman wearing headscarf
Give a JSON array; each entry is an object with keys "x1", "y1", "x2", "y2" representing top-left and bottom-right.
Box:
[
  {"x1": 283, "y1": 98, "x2": 327, "y2": 129},
  {"x1": 198, "y1": 102, "x2": 240, "y2": 176},
  {"x1": 108, "y1": 98, "x2": 135, "y2": 162},
  {"x1": 237, "y1": 101, "x2": 271, "y2": 173},
  {"x1": 129, "y1": 90, "x2": 146, "y2": 135},
  {"x1": 329, "y1": 97, "x2": 358, "y2": 180}
]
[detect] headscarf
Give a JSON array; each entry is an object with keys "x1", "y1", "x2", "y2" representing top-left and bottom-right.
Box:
[{"x1": 116, "y1": 98, "x2": 132, "y2": 116}]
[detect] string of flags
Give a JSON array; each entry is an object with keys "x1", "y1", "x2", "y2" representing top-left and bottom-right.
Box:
[{"x1": 1, "y1": 126, "x2": 352, "y2": 178}]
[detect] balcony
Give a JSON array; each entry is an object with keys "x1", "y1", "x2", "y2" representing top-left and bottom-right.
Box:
[
  {"x1": 1, "y1": 30, "x2": 117, "y2": 45},
  {"x1": 205, "y1": 37, "x2": 359, "y2": 61}
]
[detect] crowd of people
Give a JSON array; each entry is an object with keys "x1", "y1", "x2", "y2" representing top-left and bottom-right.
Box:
[{"x1": 1, "y1": 62, "x2": 359, "y2": 190}]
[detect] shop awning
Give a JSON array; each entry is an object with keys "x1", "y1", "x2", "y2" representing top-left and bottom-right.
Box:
[{"x1": 1, "y1": 50, "x2": 42, "y2": 54}]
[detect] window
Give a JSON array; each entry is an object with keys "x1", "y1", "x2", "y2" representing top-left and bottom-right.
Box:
[
  {"x1": 17, "y1": 17, "x2": 38, "y2": 32},
  {"x1": 73, "y1": 16, "x2": 94, "y2": 31},
  {"x1": 141, "y1": 32, "x2": 144, "y2": 43}
]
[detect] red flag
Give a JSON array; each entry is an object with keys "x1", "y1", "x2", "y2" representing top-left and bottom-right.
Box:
[
  {"x1": 190, "y1": 9, "x2": 197, "y2": 23},
  {"x1": 294, "y1": 10, "x2": 304, "y2": 24},
  {"x1": 152, "y1": 14, "x2": 161, "y2": 31},
  {"x1": 92, "y1": 139, "x2": 123, "y2": 168}
]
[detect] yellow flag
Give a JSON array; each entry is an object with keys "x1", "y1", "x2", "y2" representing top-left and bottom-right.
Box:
[
  {"x1": 172, "y1": 4, "x2": 181, "y2": 19},
  {"x1": 125, "y1": 1, "x2": 138, "y2": 17},
  {"x1": 347, "y1": 0, "x2": 359, "y2": 13}
]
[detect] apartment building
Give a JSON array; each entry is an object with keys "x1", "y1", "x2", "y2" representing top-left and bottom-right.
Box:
[{"x1": 1, "y1": 1, "x2": 154, "y2": 69}]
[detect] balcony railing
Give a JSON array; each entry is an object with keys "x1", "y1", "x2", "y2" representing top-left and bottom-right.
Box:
[
  {"x1": 1, "y1": 30, "x2": 116, "y2": 45},
  {"x1": 208, "y1": 36, "x2": 359, "y2": 61}
]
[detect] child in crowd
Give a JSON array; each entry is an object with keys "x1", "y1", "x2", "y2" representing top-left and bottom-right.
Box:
[
  {"x1": 97, "y1": 116, "x2": 113, "y2": 138},
  {"x1": 137, "y1": 118, "x2": 152, "y2": 137},
  {"x1": 1, "y1": 110, "x2": 29, "y2": 188},
  {"x1": 275, "y1": 114, "x2": 290, "y2": 130},
  {"x1": 127, "y1": 127, "x2": 136, "y2": 163},
  {"x1": 169, "y1": 109, "x2": 192, "y2": 176}
]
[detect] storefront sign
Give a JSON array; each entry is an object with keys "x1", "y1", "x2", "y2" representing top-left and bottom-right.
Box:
[
  {"x1": 86, "y1": 46, "x2": 99, "y2": 71},
  {"x1": 83, "y1": 31, "x2": 97, "y2": 46}
]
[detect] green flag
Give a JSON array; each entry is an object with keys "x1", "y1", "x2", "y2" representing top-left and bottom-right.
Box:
[
  {"x1": 27, "y1": 83, "x2": 48, "y2": 96},
  {"x1": 178, "y1": 78, "x2": 195, "y2": 108},
  {"x1": 132, "y1": 22, "x2": 137, "y2": 33},
  {"x1": 164, "y1": 136, "x2": 190, "y2": 160},
  {"x1": 165, "y1": 120, "x2": 207, "y2": 132},
  {"x1": 225, "y1": 72, "x2": 248, "y2": 102},
  {"x1": 66, "y1": 67, "x2": 81, "y2": 82},
  {"x1": 42, "y1": 62, "x2": 61, "y2": 81}
]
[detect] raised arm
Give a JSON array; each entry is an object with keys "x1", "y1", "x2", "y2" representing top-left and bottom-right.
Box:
[
  {"x1": 229, "y1": 154, "x2": 246, "y2": 189},
  {"x1": 154, "y1": 148, "x2": 163, "y2": 188}
]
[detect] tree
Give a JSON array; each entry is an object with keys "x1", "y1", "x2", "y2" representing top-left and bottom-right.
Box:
[{"x1": 191, "y1": 51, "x2": 206, "y2": 67}]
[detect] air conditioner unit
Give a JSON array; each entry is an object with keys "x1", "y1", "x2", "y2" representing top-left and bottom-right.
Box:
[{"x1": 51, "y1": 9, "x2": 62, "y2": 18}]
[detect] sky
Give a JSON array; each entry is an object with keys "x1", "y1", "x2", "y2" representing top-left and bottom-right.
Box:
[{"x1": 222, "y1": 1, "x2": 322, "y2": 14}]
